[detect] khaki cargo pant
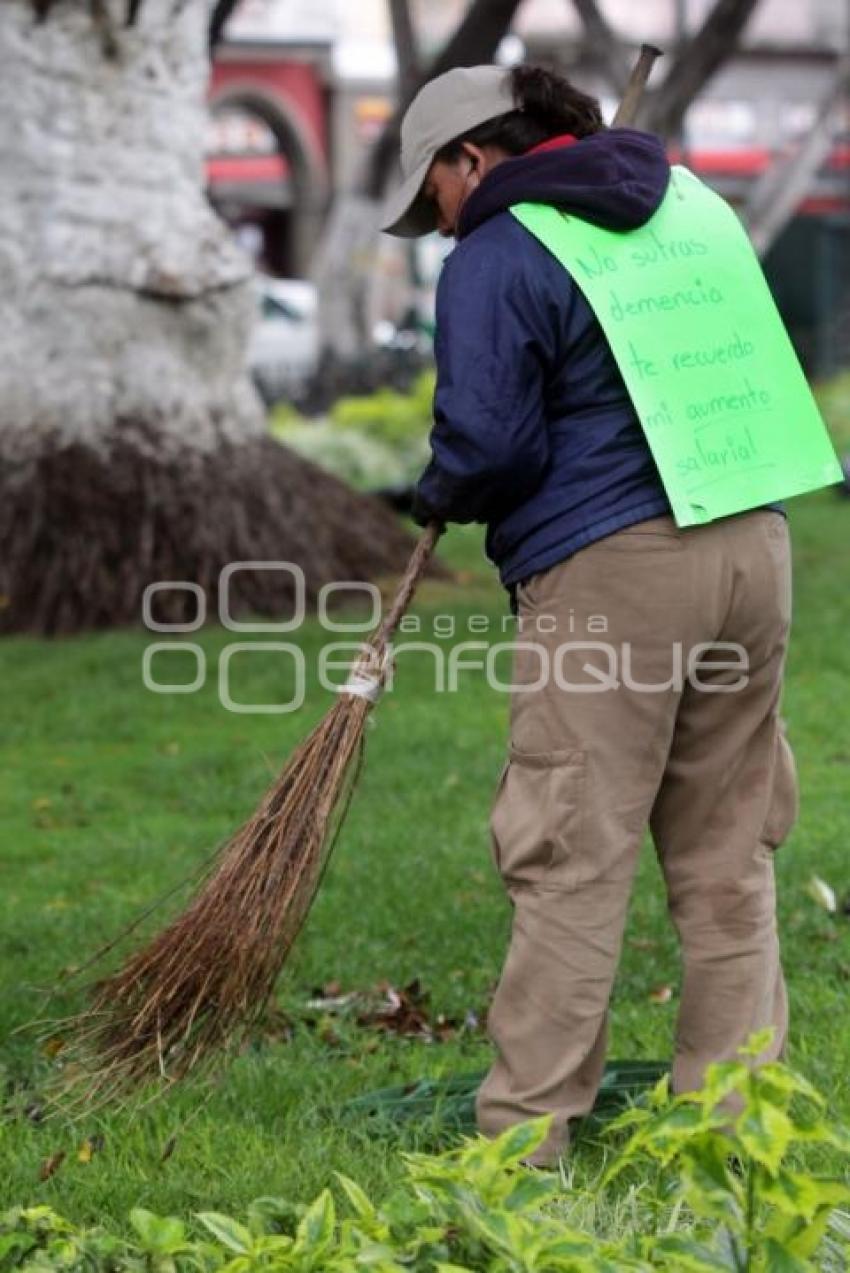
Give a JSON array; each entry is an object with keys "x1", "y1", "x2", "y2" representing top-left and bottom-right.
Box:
[{"x1": 476, "y1": 510, "x2": 797, "y2": 1166}]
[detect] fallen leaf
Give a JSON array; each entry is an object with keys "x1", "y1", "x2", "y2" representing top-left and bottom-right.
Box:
[
  {"x1": 32, "y1": 797, "x2": 52, "y2": 811},
  {"x1": 302, "y1": 980, "x2": 474, "y2": 1047},
  {"x1": 356, "y1": 979, "x2": 455, "y2": 1041},
  {"x1": 648, "y1": 985, "x2": 673, "y2": 1004},
  {"x1": 77, "y1": 1134, "x2": 104, "y2": 1164},
  {"x1": 39, "y1": 1151, "x2": 65, "y2": 1181},
  {"x1": 805, "y1": 876, "x2": 837, "y2": 913},
  {"x1": 41, "y1": 1036, "x2": 66, "y2": 1058},
  {"x1": 305, "y1": 990, "x2": 358, "y2": 1013}
]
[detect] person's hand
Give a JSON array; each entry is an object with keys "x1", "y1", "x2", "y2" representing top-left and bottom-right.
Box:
[{"x1": 411, "y1": 488, "x2": 438, "y2": 529}]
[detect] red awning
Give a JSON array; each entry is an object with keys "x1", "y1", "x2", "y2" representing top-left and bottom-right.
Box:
[
  {"x1": 206, "y1": 154, "x2": 290, "y2": 184},
  {"x1": 669, "y1": 144, "x2": 850, "y2": 178}
]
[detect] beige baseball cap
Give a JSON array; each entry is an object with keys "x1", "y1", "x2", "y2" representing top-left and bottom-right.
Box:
[{"x1": 381, "y1": 64, "x2": 515, "y2": 238}]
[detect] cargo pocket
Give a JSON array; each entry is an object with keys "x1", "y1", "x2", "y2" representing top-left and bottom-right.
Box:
[
  {"x1": 761, "y1": 724, "x2": 799, "y2": 850},
  {"x1": 490, "y1": 745, "x2": 586, "y2": 889}
]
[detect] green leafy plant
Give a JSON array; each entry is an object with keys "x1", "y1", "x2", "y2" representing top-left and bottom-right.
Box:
[
  {"x1": 269, "y1": 373, "x2": 435, "y2": 491},
  {"x1": 601, "y1": 1028, "x2": 850, "y2": 1270},
  {"x1": 330, "y1": 372, "x2": 435, "y2": 449},
  {"x1": 268, "y1": 416, "x2": 422, "y2": 491},
  {"x1": 2, "y1": 1038, "x2": 848, "y2": 1271}
]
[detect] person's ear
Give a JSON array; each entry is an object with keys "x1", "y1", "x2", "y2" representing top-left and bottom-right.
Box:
[{"x1": 460, "y1": 141, "x2": 485, "y2": 173}]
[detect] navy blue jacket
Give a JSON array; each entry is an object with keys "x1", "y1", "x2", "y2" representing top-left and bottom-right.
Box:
[{"x1": 414, "y1": 128, "x2": 676, "y2": 588}]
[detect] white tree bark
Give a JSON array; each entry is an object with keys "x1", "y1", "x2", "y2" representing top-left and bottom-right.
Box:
[
  {"x1": 0, "y1": 0, "x2": 264, "y2": 467},
  {"x1": 0, "y1": 0, "x2": 422, "y2": 636}
]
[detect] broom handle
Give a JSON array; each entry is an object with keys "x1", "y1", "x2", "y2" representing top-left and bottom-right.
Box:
[
  {"x1": 612, "y1": 43, "x2": 663, "y2": 127},
  {"x1": 370, "y1": 46, "x2": 663, "y2": 654},
  {"x1": 374, "y1": 518, "x2": 443, "y2": 649}
]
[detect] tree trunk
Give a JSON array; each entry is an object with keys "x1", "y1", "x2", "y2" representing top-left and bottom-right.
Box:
[
  {"x1": 568, "y1": 0, "x2": 631, "y2": 98},
  {"x1": 744, "y1": 55, "x2": 850, "y2": 258},
  {"x1": 641, "y1": 0, "x2": 761, "y2": 139},
  {"x1": 365, "y1": 0, "x2": 528, "y2": 201},
  {"x1": 388, "y1": 0, "x2": 421, "y2": 101},
  {"x1": 0, "y1": 0, "x2": 419, "y2": 634},
  {"x1": 312, "y1": 0, "x2": 526, "y2": 364}
]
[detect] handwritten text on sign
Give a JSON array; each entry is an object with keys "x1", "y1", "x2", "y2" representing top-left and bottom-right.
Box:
[{"x1": 512, "y1": 168, "x2": 841, "y2": 527}]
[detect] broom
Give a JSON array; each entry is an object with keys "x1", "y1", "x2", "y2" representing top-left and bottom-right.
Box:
[
  {"x1": 56, "y1": 46, "x2": 662, "y2": 1100},
  {"x1": 54, "y1": 521, "x2": 442, "y2": 1099}
]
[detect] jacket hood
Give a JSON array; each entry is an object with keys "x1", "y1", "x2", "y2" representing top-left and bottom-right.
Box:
[{"x1": 456, "y1": 127, "x2": 670, "y2": 240}]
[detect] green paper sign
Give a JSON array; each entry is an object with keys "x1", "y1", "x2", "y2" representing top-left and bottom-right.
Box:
[{"x1": 512, "y1": 166, "x2": 841, "y2": 526}]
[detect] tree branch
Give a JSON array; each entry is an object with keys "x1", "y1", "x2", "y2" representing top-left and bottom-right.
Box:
[
  {"x1": 643, "y1": 0, "x2": 760, "y2": 138},
  {"x1": 744, "y1": 54, "x2": 850, "y2": 256},
  {"x1": 388, "y1": 0, "x2": 421, "y2": 101},
  {"x1": 365, "y1": 0, "x2": 527, "y2": 198},
  {"x1": 569, "y1": 0, "x2": 631, "y2": 96}
]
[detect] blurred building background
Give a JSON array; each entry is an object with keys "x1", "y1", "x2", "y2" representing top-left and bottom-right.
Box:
[{"x1": 206, "y1": 0, "x2": 850, "y2": 376}]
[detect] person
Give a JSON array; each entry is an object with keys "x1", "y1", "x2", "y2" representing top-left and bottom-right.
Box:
[{"x1": 381, "y1": 63, "x2": 798, "y2": 1167}]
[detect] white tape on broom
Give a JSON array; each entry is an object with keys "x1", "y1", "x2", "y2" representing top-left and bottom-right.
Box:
[{"x1": 338, "y1": 667, "x2": 384, "y2": 703}]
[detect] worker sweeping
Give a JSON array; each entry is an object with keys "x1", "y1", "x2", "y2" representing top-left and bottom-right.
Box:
[
  {"x1": 55, "y1": 53, "x2": 839, "y2": 1121},
  {"x1": 381, "y1": 63, "x2": 841, "y2": 1166}
]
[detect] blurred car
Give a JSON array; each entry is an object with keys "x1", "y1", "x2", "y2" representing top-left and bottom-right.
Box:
[
  {"x1": 372, "y1": 317, "x2": 432, "y2": 356},
  {"x1": 248, "y1": 276, "x2": 320, "y2": 405},
  {"x1": 370, "y1": 310, "x2": 435, "y2": 390}
]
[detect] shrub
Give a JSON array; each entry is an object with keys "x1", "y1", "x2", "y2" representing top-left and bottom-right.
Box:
[
  {"x1": 2, "y1": 1035, "x2": 849, "y2": 1270},
  {"x1": 268, "y1": 417, "x2": 423, "y2": 491},
  {"x1": 269, "y1": 373, "x2": 435, "y2": 491},
  {"x1": 329, "y1": 372, "x2": 435, "y2": 449}
]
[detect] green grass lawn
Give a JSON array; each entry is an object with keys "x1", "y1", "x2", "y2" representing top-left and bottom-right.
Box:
[{"x1": 1, "y1": 489, "x2": 849, "y2": 1230}]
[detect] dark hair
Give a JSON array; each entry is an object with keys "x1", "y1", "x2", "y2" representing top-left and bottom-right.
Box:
[{"x1": 435, "y1": 64, "x2": 604, "y2": 164}]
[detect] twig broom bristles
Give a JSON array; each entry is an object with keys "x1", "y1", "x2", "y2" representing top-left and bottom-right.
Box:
[{"x1": 57, "y1": 521, "x2": 442, "y2": 1100}]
